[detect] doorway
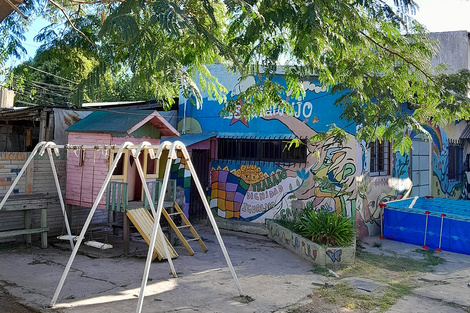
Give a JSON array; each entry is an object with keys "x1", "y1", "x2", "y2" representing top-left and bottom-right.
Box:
[
  {"x1": 411, "y1": 137, "x2": 432, "y2": 197},
  {"x1": 189, "y1": 149, "x2": 210, "y2": 221}
]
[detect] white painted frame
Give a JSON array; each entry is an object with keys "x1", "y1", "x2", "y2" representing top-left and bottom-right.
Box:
[{"x1": 0, "y1": 141, "x2": 244, "y2": 313}]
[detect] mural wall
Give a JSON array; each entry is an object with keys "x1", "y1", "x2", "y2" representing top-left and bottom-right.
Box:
[
  {"x1": 180, "y1": 65, "x2": 370, "y2": 230},
  {"x1": 429, "y1": 122, "x2": 468, "y2": 199},
  {"x1": 179, "y1": 65, "x2": 469, "y2": 237}
]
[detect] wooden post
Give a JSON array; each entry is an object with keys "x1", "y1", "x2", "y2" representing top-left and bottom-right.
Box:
[
  {"x1": 24, "y1": 210, "x2": 32, "y2": 244},
  {"x1": 123, "y1": 213, "x2": 129, "y2": 255},
  {"x1": 39, "y1": 110, "x2": 48, "y2": 142},
  {"x1": 47, "y1": 109, "x2": 54, "y2": 141},
  {"x1": 41, "y1": 208, "x2": 47, "y2": 248}
]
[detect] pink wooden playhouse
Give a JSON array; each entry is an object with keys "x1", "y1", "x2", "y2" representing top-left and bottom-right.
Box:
[{"x1": 65, "y1": 110, "x2": 179, "y2": 209}]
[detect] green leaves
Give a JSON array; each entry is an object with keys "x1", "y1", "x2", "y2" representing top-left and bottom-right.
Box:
[
  {"x1": 3, "y1": 0, "x2": 470, "y2": 150},
  {"x1": 294, "y1": 208, "x2": 356, "y2": 247}
]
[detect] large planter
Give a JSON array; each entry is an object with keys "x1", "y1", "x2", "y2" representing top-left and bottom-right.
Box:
[{"x1": 266, "y1": 219, "x2": 356, "y2": 266}]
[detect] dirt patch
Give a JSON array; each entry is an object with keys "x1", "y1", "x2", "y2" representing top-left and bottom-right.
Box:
[
  {"x1": 282, "y1": 245, "x2": 449, "y2": 313},
  {"x1": 0, "y1": 285, "x2": 41, "y2": 313},
  {"x1": 292, "y1": 288, "x2": 369, "y2": 313}
]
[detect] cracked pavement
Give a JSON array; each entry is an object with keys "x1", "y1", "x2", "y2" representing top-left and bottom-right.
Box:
[{"x1": 1, "y1": 226, "x2": 470, "y2": 312}]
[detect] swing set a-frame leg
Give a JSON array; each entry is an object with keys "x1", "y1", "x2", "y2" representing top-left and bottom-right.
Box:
[
  {"x1": 42, "y1": 143, "x2": 74, "y2": 250},
  {"x1": 135, "y1": 142, "x2": 179, "y2": 313},
  {"x1": 177, "y1": 142, "x2": 244, "y2": 297},
  {"x1": 50, "y1": 141, "x2": 134, "y2": 308}
]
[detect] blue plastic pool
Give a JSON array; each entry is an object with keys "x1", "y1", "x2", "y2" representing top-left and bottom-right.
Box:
[{"x1": 382, "y1": 197, "x2": 470, "y2": 255}]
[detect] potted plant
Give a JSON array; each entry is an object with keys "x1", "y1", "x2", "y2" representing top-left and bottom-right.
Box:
[
  {"x1": 294, "y1": 208, "x2": 356, "y2": 247},
  {"x1": 267, "y1": 208, "x2": 356, "y2": 266}
]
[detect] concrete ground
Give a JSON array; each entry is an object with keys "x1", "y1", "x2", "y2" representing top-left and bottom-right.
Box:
[
  {"x1": 361, "y1": 236, "x2": 470, "y2": 313},
  {"x1": 0, "y1": 224, "x2": 327, "y2": 313},
  {"x1": 0, "y1": 225, "x2": 469, "y2": 313}
]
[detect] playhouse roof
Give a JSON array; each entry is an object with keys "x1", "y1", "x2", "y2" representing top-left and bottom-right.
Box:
[{"x1": 66, "y1": 110, "x2": 179, "y2": 137}]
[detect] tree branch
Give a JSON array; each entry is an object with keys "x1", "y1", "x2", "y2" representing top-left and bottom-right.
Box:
[
  {"x1": 48, "y1": 0, "x2": 97, "y2": 48},
  {"x1": 359, "y1": 30, "x2": 436, "y2": 85}
]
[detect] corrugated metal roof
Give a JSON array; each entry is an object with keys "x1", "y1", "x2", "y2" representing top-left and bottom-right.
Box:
[
  {"x1": 216, "y1": 132, "x2": 295, "y2": 140},
  {"x1": 461, "y1": 124, "x2": 470, "y2": 139},
  {"x1": 162, "y1": 132, "x2": 217, "y2": 146},
  {"x1": 66, "y1": 110, "x2": 179, "y2": 137}
]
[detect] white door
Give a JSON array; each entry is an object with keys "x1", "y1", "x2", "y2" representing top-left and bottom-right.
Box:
[{"x1": 411, "y1": 138, "x2": 432, "y2": 197}]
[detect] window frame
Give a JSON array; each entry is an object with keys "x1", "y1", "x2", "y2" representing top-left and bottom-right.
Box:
[
  {"x1": 448, "y1": 140, "x2": 463, "y2": 181},
  {"x1": 217, "y1": 138, "x2": 307, "y2": 164},
  {"x1": 369, "y1": 140, "x2": 391, "y2": 177}
]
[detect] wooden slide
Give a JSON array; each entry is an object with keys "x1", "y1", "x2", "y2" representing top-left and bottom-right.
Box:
[{"x1": 126, "y1": 208, "x2": 178, "y2": 261}]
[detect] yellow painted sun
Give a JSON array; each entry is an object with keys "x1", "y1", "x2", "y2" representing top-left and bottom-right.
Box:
[{"x1": 233, "y1": 164, "x2": 267, "y2": 184}]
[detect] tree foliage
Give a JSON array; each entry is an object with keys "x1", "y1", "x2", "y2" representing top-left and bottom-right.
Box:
[{"x1": 1, "y1": 0, "x2": 470, "y2": 152}]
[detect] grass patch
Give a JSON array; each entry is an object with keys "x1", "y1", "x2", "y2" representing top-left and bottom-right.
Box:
[
  {"x1": 318, "y1": 281, "x2": 376, "y2": 311},
  {"x1": 314, "y1": 249, "x2": 445, "y2": 312},
  {"x1": 239, "y1": 295, "x2": 255, "y2": 303},
  {"x1": 311, "y1": 266, "x2": 331, "y2": 276},
  {"x1": 340, "y1": 249, "x2": 444, "y2": 277}
]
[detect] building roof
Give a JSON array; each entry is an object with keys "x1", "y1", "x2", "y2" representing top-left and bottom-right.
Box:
[
  {"x1": 162, "y1": 132, "x2": 217, "y2": 146},
  {"x1": 66, "y1": 110, "x2": 179, "y2": 137},
  {"x1": 460, "y1": 124, "x2": 470, "y2": 139}
]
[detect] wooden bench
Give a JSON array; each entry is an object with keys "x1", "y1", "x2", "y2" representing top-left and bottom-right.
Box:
[{"x1": 0, "y1": 194, "x2": 54, "y2": 248}]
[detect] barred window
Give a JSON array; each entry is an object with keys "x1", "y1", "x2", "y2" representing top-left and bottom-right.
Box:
[
  {"x1": 448, "y1": 140, "x2": 463, "y2": 181},
  {"x1": 217, "y1": 138, "x2": 306, "y2": 163},
  {"x1": 370, "y1": 140, "x2": 390, "y2": 176}
]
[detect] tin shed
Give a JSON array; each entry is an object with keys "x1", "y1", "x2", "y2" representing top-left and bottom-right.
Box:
[{"x1": 65, "y1": 110, "x2": 179, "y2": 209}]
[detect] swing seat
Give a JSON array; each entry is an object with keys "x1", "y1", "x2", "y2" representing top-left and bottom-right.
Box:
[
  {"x1": 84, "y1": 240, "x2": 113, "y2": 250},
  {"x1": 57, "y1": 235, "x2": 77, "y2": 241}
]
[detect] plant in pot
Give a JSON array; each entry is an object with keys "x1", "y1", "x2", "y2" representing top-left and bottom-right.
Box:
[{"x1": 294, "y1": 208, "x2": 356, "y2": 247}]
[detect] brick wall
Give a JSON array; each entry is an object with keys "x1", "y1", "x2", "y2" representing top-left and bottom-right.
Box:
[{"x1": 0, "y1": 150, "x2": 109, "y2": 240}]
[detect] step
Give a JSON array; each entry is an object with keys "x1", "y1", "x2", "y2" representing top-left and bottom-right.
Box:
[
  {"x1": 176, "y1": 225, "x2": 191, "y2": 229},
  {"x1": 186, "y1": 238, "x2": 200, "y2": 242}
]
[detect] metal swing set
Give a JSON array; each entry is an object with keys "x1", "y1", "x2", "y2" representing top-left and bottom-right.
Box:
[{"x1": 0, "y1": 140, "x2": 243, "y2": 313}]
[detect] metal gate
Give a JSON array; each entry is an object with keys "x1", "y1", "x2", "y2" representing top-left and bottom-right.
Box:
[{"x1": 189, "y1": 149, "x2": 210, "y2": 221}]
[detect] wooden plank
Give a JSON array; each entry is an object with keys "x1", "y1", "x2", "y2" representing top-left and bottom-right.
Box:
[
  {"x1": 126, "y1": 208, "x2": 177, "y2": 261},
  {"x1": 0, "y1": 227, "x2": 48, "y2": 238}
]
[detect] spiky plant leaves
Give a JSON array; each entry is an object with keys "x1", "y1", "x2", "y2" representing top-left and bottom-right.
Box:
[{"x1": 295, "y1": 208, "x2": 356, "y2": 247}]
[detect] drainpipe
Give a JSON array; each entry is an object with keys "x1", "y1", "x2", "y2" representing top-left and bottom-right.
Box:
[{"x1": 182, "y1": 99, "x2": 187, "y2": 134}]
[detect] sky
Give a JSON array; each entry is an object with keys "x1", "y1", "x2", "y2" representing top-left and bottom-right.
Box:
[
  {"x1": 10, "y1": 0, "x2": 470, "y2": 64},
  {"x1": 413, "y1": 0, "x2": 470, "y2": 32}
]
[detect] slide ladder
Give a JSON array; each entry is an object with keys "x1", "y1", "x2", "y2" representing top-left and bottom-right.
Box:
[{"x1": 162, "y1": 202, "x2": 207, "y2": 255}]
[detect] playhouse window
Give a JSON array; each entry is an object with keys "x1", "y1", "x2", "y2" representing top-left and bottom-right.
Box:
[
  {"x1": 370, "y1": 140, "x2": 390, "y2": 176},
  {"x1": 146, "y1": 152, "x2": 158, "y2": 176},
  {"x1": 217, "y1": 138, "x2": 306, "y2": 163},
  {"x1": 110, "y1": 152, "x2": 125, "y2": 176},
  {"x1": 448, "y1": 142, "x2": 463, "y2": 181}
]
